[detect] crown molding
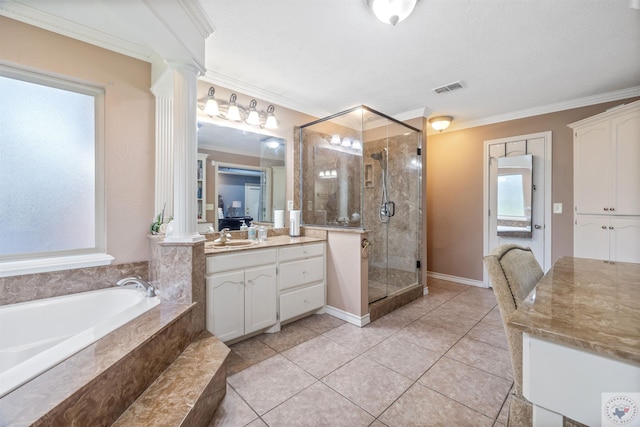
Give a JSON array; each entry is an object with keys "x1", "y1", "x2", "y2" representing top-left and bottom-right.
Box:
[
  {"x1": 176, "y1": 0, "x2": 215, "y2": 38},
  {"x1": 414, "y1": 86, "x2": 640, "y2": 135},
  {"x1": 202, "y1": 70, "x2": 332, "y2": 120},
  {"x1": 0, "y1": 1, "x2": 153, "y2": 62}
]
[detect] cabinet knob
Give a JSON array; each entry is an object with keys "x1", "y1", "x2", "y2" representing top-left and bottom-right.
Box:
[
  {"x1": 604, "y1": 207, "x2": 609, "y2": 211},
  {"x1": 609, "y1": 226, "x2": 614, "y2": 230},
  {"x1": 610, "y1": 207, "x2": 615, "y2": 211},
  {"x1": 602, "y1": 226, "x2": 607, "y2": 229}
]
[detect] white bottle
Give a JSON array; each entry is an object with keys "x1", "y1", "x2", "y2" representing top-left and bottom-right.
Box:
[
  {"x1": 258, "y1": 226, "x2": 267, "y2": 242},
  {"x1": 248, "y1": 223, "x2": 257, "y2": 241}
]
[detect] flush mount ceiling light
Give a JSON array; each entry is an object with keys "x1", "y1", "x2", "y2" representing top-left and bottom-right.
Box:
[
  {"x1": 429, "y1": 116, "x2": 453, "y2": 132},
  {"x1": 367, "y1": 0, "x2": 418, "y2": 25},
  {"x1": 198, "y1": 86, "x2": 278, "y2": 129}
]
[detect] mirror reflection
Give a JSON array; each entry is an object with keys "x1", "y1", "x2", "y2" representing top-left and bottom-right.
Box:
[
  {"x1": 197, "y1": 122, "x2": 285, "y2": 231},
  {"x1": 497, "y1": 154, "x2": 533, "y2": 238}
]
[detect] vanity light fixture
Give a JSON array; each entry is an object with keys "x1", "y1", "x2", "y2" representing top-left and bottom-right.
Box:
[
  {"x1": 203, "y1": 87, "x2": 219, "y2": 116},
  {"x1": 352, "y1": 139, "x2": 362, "y2": 150},
  {"x1": 429, "y1": 115, "x2": 453, "y2": 132},
  {"x1": 264, "y1": 138, "x2": 280, "y2": 149},
  {"x1": 199, "y1": 86, "x2": 280, "y2": 130},
  {"x1": 330, "y1": 134, "x2": 341, "y2": 145},
  {"x1": 367, "y1": 0, "x2": 418, "y2": 26},
  {"x1": 226, "y1": 94, "x2": 241, "y2": 121},
  {"x1": 341, "y1": 137, "x2": 352, "y2": 148},
  {"x1": 246, "y1": 99, "x2": 260, "y2": 125},
  {"x1": 265, "y1": 105, "x2": 278, "y2": 129}
]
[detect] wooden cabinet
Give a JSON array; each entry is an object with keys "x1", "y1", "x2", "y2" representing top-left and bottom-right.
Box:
[
  {"x1": 278, "y1": 242, "x2": 326, "y2": 322},
  {"x1": 570, "y1": 100, "x2": 640, "y2": 263},
  {"x1": 206, "y1": 249, "x2": 277, "y2": 342}
]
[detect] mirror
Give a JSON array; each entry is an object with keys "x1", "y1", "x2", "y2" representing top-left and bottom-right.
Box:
[
  {"x1": 497, "y1": 154, "x2": 533, "y2": 238},
  {"x1": 197, "y1": 121, "x2": 285, "y2": 230}
]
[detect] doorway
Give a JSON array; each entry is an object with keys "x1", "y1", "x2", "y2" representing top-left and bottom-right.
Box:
[{"x1": 483, "y1": 131, "x2": 552, "y2": 286}]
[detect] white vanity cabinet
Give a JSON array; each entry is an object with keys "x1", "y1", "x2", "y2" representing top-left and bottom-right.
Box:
[
  {"x1": 278, "y1": 242, "x2": 326, "y2": 322},
  {"x1": 574, "y1": 216, "x2": 640, "y2": 263},
  {"x1": 206, "y1": 249, "x2": 277, "y2": 342}
]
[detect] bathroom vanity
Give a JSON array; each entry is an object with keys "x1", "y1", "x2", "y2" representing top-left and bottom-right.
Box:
[{"x1": 204, "y1": 236, "x2": 326, "y2": 342}]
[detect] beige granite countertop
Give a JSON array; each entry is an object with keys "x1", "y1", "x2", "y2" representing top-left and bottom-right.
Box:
[
  {"x1": 205, "y1": 235, "x2": 325, "y2": 254},
  {"x1": 508, "y1": 257, "x2": 640, "y2": 365}
]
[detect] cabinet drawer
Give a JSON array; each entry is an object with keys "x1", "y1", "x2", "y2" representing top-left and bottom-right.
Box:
[
  {"x1": 207, "y1": 248, "x2": 277, "y2": 274},
  {"x1": 280, "y1": 283, "x2": 325, "y2": 322},
  {"x1": 278, "y1": 243, "x2": 324, "y2": 262},
  {"x1": 279, "y1": 257, "x2": 324, "y2": 291}
]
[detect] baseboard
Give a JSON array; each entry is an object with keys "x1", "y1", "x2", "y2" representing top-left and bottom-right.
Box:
[
  {"x1": 325, "y1": 305, "x2": 370, "y2": 327},
  {"x1": 427, "y1": 271, "x2": 488, "y2": 288}
]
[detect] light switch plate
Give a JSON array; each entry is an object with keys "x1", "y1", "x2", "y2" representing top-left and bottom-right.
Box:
[
  {"x1": 553, "y1": 203, "x2": 563, "y2": 214},
  {"x1": 287, "y1": 200, "x2": 294, "y2": 211}
]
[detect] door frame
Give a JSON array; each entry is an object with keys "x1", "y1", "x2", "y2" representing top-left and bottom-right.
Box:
[{"x1": 482, "y1": 131, "x2": 553, "y2": 286}]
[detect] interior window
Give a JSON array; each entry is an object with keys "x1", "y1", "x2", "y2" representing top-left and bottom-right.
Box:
[{"x1": 0, "y1": 64, "x2": 110, "y2": 276}]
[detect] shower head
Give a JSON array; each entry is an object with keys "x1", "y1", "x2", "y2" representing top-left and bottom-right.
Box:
[{"x1": 370, "y1": 152, "x2": 383, "y2": 161}]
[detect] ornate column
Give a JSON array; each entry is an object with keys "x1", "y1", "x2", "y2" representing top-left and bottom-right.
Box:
[
  {"x1": 165, "y1": 60, "x2": 204, "y2": 243},
  {"x1": 150, "y1": 69, "x2": 174, "y2": 220}
]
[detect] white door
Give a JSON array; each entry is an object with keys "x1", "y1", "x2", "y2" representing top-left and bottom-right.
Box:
[
  {"x1": 574, "y1": 216, "x2": 609, "y2": 261},
  {"x1": 245, "y1": 184, "x2": 261, "y2": 220},
  {"x1": 484, "y1": 132, "x2": 552, "y2": 285},
  {"x1": 610, "y1": 217, "x2": 640, "y2": 263},
  {"x1": 206, "y1": 271, "x2": 245, "y2": 342}
]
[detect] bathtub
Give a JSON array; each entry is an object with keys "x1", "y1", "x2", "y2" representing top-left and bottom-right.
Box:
[{"x1": 0, "y1": 285, "x2": 160, "y2": 398}]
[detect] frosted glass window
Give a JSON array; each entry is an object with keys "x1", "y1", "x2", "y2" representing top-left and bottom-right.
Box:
[{"x1": 0, "y1": 66, "x2": 104, "y2": 261}]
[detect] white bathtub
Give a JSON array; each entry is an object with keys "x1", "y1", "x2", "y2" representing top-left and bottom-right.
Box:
[{"x1": 0, "y1": 285, "x2": 160, "y2": 398}]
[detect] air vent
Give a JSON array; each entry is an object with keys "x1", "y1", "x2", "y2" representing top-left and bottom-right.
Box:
[{"x1": 432, "y1": 81, "x2": 464, "y2": 94}]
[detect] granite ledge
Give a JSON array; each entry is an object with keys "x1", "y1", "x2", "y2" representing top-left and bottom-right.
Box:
[{"x1": 205, "y1": 235, "x2": 325, "y2": 255}]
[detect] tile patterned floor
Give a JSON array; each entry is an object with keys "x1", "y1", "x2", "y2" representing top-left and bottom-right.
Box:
[{"x1": 209, "y1": 279, "x2": 513, "y2": 427}]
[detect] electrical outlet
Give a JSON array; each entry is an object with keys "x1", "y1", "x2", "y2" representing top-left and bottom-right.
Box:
[
  {"x1": 287, "y1": 200, "x2": 294, "y2": 211},
  {"x1": 553, "y1": 203, "x2": 563, "y2": 214}
]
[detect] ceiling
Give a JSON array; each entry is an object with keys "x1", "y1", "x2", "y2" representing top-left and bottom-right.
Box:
[{"x1": 3, "y1": 0, "x2": 640, "y2": 132}]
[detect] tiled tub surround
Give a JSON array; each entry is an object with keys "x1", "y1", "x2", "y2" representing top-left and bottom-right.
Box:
[
  {"x1": 0, "y1": 261, "x2": 148, "y2": 306},
  {"x1": 0, "y1": 302, "x2": 198, "y2": 426},
  {"x1": 0, "y1": 285, "x2": 161, "y2": 398}
]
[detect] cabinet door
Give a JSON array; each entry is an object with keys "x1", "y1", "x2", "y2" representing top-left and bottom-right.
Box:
[
  {"x1": 575, "y1": 216, "x2": 609, "y2": 261},
  {"x1": 206, "y1": 271, "x2": 245, "y2": 342},
  {"x1": 244, "y1": 264, "x2": 277, "y2": 334},
  {"x1": 611, "y1": 111, "x2": 640, "y2": 215},
  {"x1": 574, "y1": 122, "x2": 611, "y2": 214},
  {"x1": 609, "y1": 218, "x2": 640, "y2": 263}
]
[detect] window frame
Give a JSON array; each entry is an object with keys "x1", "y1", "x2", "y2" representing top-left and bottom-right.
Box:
[{"x1": 0, "y1": 63, "x2": 112, "y2": 277}]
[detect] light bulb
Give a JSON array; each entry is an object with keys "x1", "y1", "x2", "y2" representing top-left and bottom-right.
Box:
[{"x1": 246, "y1": 99, "x2": 260, "y2": 125}]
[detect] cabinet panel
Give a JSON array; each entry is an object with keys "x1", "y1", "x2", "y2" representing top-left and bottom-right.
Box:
[
  {"x1": 206, "y1": 271, "x2": 245, "y2": 342},
  {"x1": 206, "y1": 249, "x2": 277, "y2": 274},
  {"x1": 280, "y1": 282, "x2": 325, "y2": 322},
  {"x1": 279, "y1": 257, "x2": 324, "y2": 291},
  {"x1": 574, "y1": 122, "x2": 611, "y2": 214},
  {"x1": 612, "y1": 113, "x2": 640, "y2": 215},
  {"x1": 278, "y1": 243, "x2": 324, "y2": 262},
  {"x1": 610, "y1": 218, "x2": 640, "y2": 263},
  {"x1": 574, "y1": 216, "x2": 609, "y2": 261},
  {"x1": 245, "y1": 264, "x2": 277, "y2": 334}
]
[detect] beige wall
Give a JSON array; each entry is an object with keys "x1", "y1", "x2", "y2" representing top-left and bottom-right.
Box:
[
  {"x1": 1, "y1": 17, "x2": 155, "y2": 264},
  {"x1": 427, "y1": 97, "x2": 640, "y2": 281}
]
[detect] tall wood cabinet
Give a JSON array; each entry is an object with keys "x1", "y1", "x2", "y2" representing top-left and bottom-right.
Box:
[{"x1": 569, "y1": 100, "x2": 640, "y2": 263}]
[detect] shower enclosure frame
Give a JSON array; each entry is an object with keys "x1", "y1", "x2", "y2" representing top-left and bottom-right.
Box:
[{"x1": 298, "y1": 105, "x2": 422, "y2": 304}]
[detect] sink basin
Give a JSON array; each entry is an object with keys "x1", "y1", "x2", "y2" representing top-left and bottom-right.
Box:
[{"x1": 206, "y1": 239, "x2": 256, "y2": 249}]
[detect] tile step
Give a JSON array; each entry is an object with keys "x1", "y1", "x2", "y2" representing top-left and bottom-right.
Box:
[{"x1": 113, "y1": 330, "x2": 230, "y2": 427}]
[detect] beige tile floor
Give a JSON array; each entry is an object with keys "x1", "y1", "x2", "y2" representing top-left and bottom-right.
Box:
[{"x1": 210, "y1": 279, "x2": 513, "y2": 427}]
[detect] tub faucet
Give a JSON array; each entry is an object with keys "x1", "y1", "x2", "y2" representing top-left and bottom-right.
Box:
[{"x1": 116, "y1": 276, "x2": 157, "y2": 297}]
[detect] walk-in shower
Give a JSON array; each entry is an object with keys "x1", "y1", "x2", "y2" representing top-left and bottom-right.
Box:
[{"x1": 298, "y1": 106, "x2": 422, "y2": 304}]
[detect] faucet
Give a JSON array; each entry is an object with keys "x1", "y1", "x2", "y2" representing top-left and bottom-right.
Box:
[
  {"x1": 117, "y1": 275, "x2": 157, "y2": 297},
  {"x1": 214, "y1": 228, "x2": 232, "y2": 244}
]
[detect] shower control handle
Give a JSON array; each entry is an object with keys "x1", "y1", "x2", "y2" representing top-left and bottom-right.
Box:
[{"x1": 386, "y1": 201, "x2": 395, "y2": 217}]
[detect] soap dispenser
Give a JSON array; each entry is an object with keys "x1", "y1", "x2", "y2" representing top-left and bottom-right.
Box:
[
  {"x1": 240, "y1": 220, "x2": 248, "y2": 231},
  {"x1": 247, "y1": 222, "x2": 257, "y2": 241}
]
